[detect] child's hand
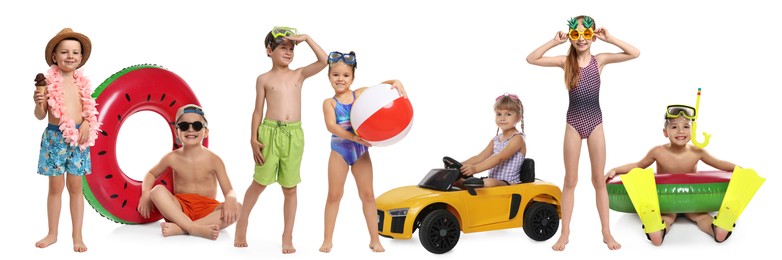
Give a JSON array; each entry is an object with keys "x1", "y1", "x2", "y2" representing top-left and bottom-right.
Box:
[
  {"x1": 554, "y1": 31, "x2": 568, "y2": 44},
  {"x1": 251, "y1": 139, "x2": 265, "y2": 165},
  {"x1": 137, "y1": 194, "x2": 153, "y2": 219},
  {"x1": 33, "y1": 90, "x2": 46, "y2": 105},
  {"x1": 221, "y1": 198, "x2": 239, "y2": 225},
  {"x1": 353, "y1": 136, "x2": 372, "y2": 147},
  {"x1": 284, "y1": 34, "x2": 309, "y2": 45},
  {"x1": 604, "y1": 169, "x2": 617, "y2": 181},
  {"x1": 594, "y1": 27, "x2": 611, "y2": 42},
  {"x1": 78, "y1": 121, "x2": 90, "y2": 144},
  {"x1": 390, "y1": 80, "x2": 408, "y2": 99},
  {"x1": 460, "y1": 164, "x2": 477, "y2": 176}
]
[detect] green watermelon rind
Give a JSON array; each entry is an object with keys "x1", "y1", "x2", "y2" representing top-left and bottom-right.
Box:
[
  {"x1": 91, "y1": 64, "x2": 165, "y2": 99},
  {"x1": 82, "y1": 177, "x2": 131, "y2": 224},
  {"x1": 83, "y1": 64, "x2": 166, "y2": 225}
]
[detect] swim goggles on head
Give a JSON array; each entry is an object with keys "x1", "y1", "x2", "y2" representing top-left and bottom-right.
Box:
[
  {"x1": 328, "y1": 51, "x2": 357, "y2": 65},
  {"x1": 271, "y1": 26, "x2": 298, "y2": 44},
  {"x1": 177, "y1": 121, "x2": 205, "y2": 131},
  {"x1": 666, "y1": 104, "x2": 696, "y2": 120},
  {"x1": 568, "y1": 28, "x2": 594, "y2": 41}
]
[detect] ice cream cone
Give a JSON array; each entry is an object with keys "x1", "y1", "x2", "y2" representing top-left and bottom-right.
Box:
[
  {"x1": 34, "y1": 73, "x2": 47, "y2": 95},
  {"x1": 36, "y1": 86, "x2": 47, "y2": 95}
]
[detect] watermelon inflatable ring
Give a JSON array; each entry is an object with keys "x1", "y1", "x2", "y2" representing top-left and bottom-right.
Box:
[
  {"x1": 607, "y1": 171, "x2": 731, "y2": 213},
  {"x1": 84, "y1": 64, "x2": 206, "y2": 224}
]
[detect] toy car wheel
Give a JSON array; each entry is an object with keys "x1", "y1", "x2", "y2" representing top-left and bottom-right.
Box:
[
  {"x1": 419, "y1": 209, "x2": 460, "y2": 254},
  {"x1": 523, "y1": 202, "x2": 559, "y2": 241}
]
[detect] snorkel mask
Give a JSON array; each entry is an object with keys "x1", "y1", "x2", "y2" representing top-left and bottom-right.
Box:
[
  {"x1": 666, "y1": 88, "x2": 711, "y2": 148},
  {"x1": 327, "y1": 51, "x2": 357, "y2": 66},
  {"x1": 666, "y1": 105, "x2": 696, "y2": 120},
  {"x1": 271, "y1": 26, "x2": 298, "y2": 44}
]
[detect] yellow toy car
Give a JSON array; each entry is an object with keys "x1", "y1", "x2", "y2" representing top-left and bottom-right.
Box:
[{"x1": 376, "y1": 157, "x2": 562, "y2": 254}]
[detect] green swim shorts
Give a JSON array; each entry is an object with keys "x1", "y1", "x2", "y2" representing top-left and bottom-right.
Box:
[{"x1": 253, "y1": 119, "x2": 304, "y2": 188}]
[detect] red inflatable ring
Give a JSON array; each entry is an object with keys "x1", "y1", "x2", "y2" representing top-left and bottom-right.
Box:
[{"x1": 84, "y1": 64, "x2": 207, "y2": 224}]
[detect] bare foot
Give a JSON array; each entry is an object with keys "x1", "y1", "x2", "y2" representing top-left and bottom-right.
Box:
[
  {"x1": 190, "y1": 224, "x2": 220, "y2": 240},
  {"x1": 714, "y1": 226, "x2": 730, "y2": 242},
  {"x1": 234, "y1": 221, "x2": 249, "y2": 247},
  {"x1": 73, "y1": 240, "x2": 88, "y2": 253},
  {"x1": 282, "y1": 244, "x2": 296, "y2": 254},
  {"x1": 282, "y1": 243, "x2": 296, "y2": 254},
  {"x1": 234, "y1": 236, "x2": 248, "y2": 247},
  {"x1": 370, "y1": 241, "x2": 385, "y2": 252},
  {"x1": 648, "y1": 230, "x2": 664, "y2": 246},
  {"x1": 552, "y1": 235, "x2": 568, "y2": 251},
  {"x1": 319, "y1": 241, "x2": 332, "y2": 253},
  {"x1": 603, "y1": 233, "x2": 621, "y2": 250},
  {"x1": 282, "y1": 235, "x2": 296, "y2": 254},
  {"x1": 161, "y1": 222, "x2": 186, "y2": 237},
  {"x1": 35, "y1": 234, "x2": 57, "y2": 248}
]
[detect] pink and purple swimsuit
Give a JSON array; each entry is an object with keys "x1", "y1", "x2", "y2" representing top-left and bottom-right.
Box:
[{"x1": 566, "y1": 55, "x2": 602, "y2": 139}]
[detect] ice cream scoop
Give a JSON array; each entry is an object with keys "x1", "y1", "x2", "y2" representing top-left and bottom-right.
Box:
[{"x1": 35, "y1": 73, "x2": 47, "y2": 95}]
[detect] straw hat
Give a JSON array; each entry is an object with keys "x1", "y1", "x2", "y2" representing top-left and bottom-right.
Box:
[{"x1": 45, "y1": 28, "x2": 91, "y2": 69}]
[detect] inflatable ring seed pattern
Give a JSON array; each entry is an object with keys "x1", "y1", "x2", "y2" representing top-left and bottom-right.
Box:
[
  {"x1": 607, "y1": 171, "x2": 730, "y2": 214},
  {"x1": 84, "y1": 64, "x2": 206, "y2": 224}
]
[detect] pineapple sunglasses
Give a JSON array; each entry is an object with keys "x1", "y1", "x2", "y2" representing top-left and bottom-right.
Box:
[{"x1": 568, "y1": 28, "x2": 595, "y2": 41}]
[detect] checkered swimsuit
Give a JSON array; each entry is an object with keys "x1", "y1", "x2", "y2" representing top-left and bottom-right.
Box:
[
  {"x1": 566, "y1": 55, "x2": 602, "y2": 139},
  {"x1": 487, "y1": 132, "x2": 525, "y2": 184}
]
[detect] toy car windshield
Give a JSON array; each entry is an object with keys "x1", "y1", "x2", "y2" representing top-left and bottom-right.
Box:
[{"x1": 418, "y1": 169, "x2": 460, "y2": 191}]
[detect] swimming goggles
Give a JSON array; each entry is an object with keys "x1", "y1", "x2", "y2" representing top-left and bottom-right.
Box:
[
  {"x1": 666, "y1": 105, "x2": 696, "y2": 120},
  {"x1": 568, "y1": 28, "x2": 594, "y2": 41},
  {"x1": 177, "y1": 121, "x2": 205, "y2": 132},
  {"x1": 328, "y1": 51, "x2": 357, "y2": 65},
  {"x1": 271, "y1": 26, "x2": 298, "y2": 44}
]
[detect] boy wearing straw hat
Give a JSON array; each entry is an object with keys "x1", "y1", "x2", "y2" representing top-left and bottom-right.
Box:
[
  {"x1": 32, "y1": 28, "x2": 101, "y2": 253},
  {"x1": 234, "y1": 26, "x2": 327, "y2": 254}
]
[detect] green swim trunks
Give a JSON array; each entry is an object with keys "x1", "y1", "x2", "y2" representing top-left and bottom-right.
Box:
[{"x1": 254, "y1": 119, "x2": 304, "y2": 188}]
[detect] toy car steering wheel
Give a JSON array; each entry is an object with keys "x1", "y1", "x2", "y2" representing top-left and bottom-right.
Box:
[{"x1": 443, "y1": 156, "x2": 470, "y2": 179}]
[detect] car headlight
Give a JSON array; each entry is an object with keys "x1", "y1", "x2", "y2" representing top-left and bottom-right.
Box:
[{"x1": 388, "y1": 208, "x2": 409, "y2": 217}]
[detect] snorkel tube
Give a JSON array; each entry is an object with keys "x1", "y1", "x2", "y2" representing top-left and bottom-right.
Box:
[{"x1": 692, "y1": 88, "x2": 711, "y2": 148}]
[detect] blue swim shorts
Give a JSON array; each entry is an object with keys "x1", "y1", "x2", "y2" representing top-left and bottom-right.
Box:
[{"x1": 37, "y1": 124, "x2": 92, "y2": 176}]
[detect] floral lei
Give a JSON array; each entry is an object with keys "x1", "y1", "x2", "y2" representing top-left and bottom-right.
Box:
[{"x1": 46, "y1": 65, "x2": 101, "y2": 150}]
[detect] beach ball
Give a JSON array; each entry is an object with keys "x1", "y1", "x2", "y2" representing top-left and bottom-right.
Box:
[{"x1": 351, "y1": 84, "x2": 413, "y2": 146}]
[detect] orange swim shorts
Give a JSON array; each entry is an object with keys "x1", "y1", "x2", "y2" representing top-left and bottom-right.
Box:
[{"x1": 175, "y1": 193, "x2": 220, "y2": 221}]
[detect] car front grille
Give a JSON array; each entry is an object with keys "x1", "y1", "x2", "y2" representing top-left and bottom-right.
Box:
[{"x1": 391, "y1": 216, "x2": 406, "y2": 233}]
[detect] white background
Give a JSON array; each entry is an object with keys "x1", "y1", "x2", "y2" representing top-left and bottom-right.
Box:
[{"x1": 2, "y1": 0, "x2": 779, "y2": 259}]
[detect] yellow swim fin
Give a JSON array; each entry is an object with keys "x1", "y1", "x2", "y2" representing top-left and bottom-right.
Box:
[
  {"x1": 713, "y1": 166, "x2": 765, "y2": 232},
  {"x1": 620, "y1": 168, "x2": 666, "y2": 234}
]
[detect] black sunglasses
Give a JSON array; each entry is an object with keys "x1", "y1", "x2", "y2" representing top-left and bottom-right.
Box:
[{"x1": 176, "y1": 121, "x2": 205, "y2": 131}]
